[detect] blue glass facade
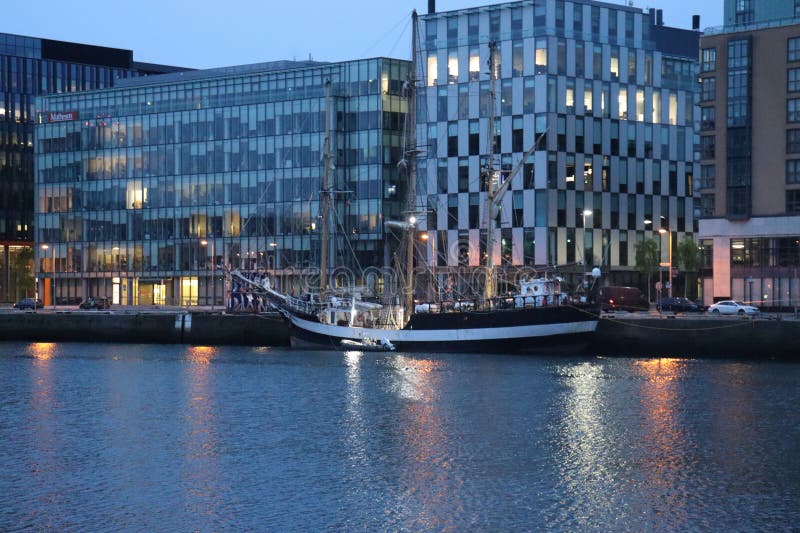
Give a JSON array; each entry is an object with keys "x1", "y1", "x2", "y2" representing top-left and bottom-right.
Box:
[
  {"x1": 35, "y1": 58, "x2": 410, "y2": 306},
  {"x1": 1, "y1": 32, "x2": 184, "y2": 303}
]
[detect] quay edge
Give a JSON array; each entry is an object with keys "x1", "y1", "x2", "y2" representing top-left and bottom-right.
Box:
[{"x1": 0, "y1": 310, "x2": 798, "y2": 360}]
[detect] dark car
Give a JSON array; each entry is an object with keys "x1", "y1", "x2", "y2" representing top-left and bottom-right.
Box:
[
  {"x1": 13, "y1": 298, "x2": 43, "y2": 310},
  {"x1": 79, "y1": 297, "x2": 111, "y2": 310},
  {"x1": 657, "y1": 296, "x2": 706, "y2": 313},
  {"x1": 597, "y1": 286, "x2": 649, "y2": 312}
]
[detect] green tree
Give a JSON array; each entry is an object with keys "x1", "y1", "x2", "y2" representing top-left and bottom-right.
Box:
[
  {"x1": 675, "y1": 237, "x2": 701, "y2": 299},
  {"x1": 12, "y1": 247, "x2": 35, "y2": 300},
  {"x1": 635, "y1": 238, "x2": 660, "y2": 304}
]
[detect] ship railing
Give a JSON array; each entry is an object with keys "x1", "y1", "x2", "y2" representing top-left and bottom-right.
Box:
[{"x1": 414, "y1": 294, "x2": 572, "y2": 314}]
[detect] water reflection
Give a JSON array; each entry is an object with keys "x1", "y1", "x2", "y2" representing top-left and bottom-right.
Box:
[
  {"x1": 387, "y1": 355, "x2": 456, "y2": 530},
  {"x1": 24, "y1": 342, "x2": 60, "y2": 526},
  {"x1": 556, "y1": 361, "x2": 614, "y2": 525},
  {"x1": 342, "y1": 350, "x2": 369, "y2": 472},
  {"x1": 634, "y1": 358, "x2": 693, "y2": 524},
  {"x1": 182, "y1": 345, "x2": 223, "y2": 522}
]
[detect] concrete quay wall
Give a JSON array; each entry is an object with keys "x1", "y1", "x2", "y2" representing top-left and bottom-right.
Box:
[
  {"x1": 0, "y1": 310, "x2": 797, "y2": 359},
  {"x1": 593, "y1": 315, "x2": 800, "y2": 360},
  {"x1": 0, "y1": 311, "x2": 289, "y2": 347}
]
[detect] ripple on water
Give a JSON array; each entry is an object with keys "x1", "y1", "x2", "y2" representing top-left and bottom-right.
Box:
[{"x1": 0, "y1": 345, "x2": 798, "y2": 530}]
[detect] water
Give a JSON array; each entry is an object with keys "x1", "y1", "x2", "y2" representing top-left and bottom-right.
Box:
[{"x1": 0, "y1": 342, "x2": 798, "y2": 531}]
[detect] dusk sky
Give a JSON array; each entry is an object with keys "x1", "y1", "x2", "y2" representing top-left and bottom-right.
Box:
[{"x1": 6, "y1": 0, "x2": 723, "y2": 69}]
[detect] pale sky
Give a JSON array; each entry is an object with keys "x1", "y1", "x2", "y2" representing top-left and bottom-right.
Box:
[{"x1": 6, "y1": 0, "x2": 723, "y2": 69}]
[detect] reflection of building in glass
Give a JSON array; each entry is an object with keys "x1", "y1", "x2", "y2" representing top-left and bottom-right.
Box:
[
  {"x1": 417, "y1": 0, "x2": 699, "y2": 294},
  {"x1": 1, "y1": 32, "x2": 186, "y2": 303},
  {"x1": 35, "y1": 58, "x2": 410, "y2": 306},
  {"x1": 698, "y1": 0, "x2": 800, "y2": 309}
]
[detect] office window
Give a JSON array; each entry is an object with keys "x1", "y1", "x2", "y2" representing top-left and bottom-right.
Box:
[
  {"x1": 700, "y1": 193, "x2": 715, "y2": 217},
  {"x1": 700, "y1": 106, "x2": 715, "y2": 131},
  {"x1": 788, "y1": 159, "x2": 800, "y2": 184},
  {"x1": 427, "y1": 55, "x2": 438, "y2": 86},
  {"x1": 701, "y1": 48, "x2": 716, "y2": 72},
  {"x1": 513, "y1": 41, "x2": 524, "y2": 76},
  {"x1": 535, "y1": 39, "x2": 548, "y2": 74},
  {"x1": 788, "y1": 190, "x2": 800, "y2": 214},
  {"x1": 735, "y1": 0, "x2": 753, "y2": 24},
  {"x1": 700, "y1": 135, "x2": 716, "y2": 159},
  {"x1": 790, "y1": 38, "x2": 800, "y2": 62},
  {"x1": 788, "y1": 129, "x2": 800, "y2": 153},
  {"x1": 700, "y1": 77, "x2": 716, "y2": 101},
  {"x1": 789, "y1": 99, "x2": 800, "y2": 123},
  {"x1": 700, "y1": 164, "x2": 715, "y2": 189},
  {"x1": 790, "y1": 68, "x2": 800, "y2": 92},
  {"x1": 469, "y1": 49, "x2": 480, "y2": 81},
  {"x1": 447, "y1": 51, "x2": 458, "y2": 84}
]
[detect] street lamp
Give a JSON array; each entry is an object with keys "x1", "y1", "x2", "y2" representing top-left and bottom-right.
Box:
[
  {"x1": 200, "y1": 239, "x2": 215, "y2": 311},
  {"x1": 658, "y1": 227, "x2": 673, "y2": 298},
  {"x1": 41, "y1": 244, "x2": 54, "y2": 309}
]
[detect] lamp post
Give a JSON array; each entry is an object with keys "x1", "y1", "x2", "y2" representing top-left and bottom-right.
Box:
[
  {"x1": 582, "y1": 209, "x2": 592, "y2": 268},
  {"x1": 201, "y1": 239, "x2": 215, "y2": 311},
  {"x1": 659, "y1": 227, "x2": 673, "y2": 298},
  {"x1": 41, "y1": 244, "x2": 54, "y2": 309}
]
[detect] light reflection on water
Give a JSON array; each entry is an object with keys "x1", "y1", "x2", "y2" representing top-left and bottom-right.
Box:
[{"x1": 0, "y1": 343, "x2": 798, "y2": 531}]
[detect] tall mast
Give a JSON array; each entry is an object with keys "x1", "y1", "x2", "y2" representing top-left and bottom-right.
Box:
[
  {"x1": 483, "y1": 41, "x2": 498, "y2": 303},
  {"x1": 320, "y1": 80, "x2": 332, "y2": 294},
  {"x1": 404, "y1": 9, "x2": 419, "y2": 316}
]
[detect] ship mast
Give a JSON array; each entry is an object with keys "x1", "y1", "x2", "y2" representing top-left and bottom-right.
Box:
[
  {"x1": 483, "y1": 42, "x2": 499, "y2": 303},
  {"x1": 403, "y1": 10, "x2": 419, "y2": 316},
  {"x1": 482, "y1": 43, "x2": 545, "y2": 304},
  {"x1": 320, "y1": 80, "x2": 332, "y2": 294}
]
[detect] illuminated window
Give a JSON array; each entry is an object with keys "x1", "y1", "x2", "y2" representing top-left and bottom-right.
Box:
[
  {"x1": 610, "y1": 51, "x2": 619, "y2": 80},
  {"x1": 636, "y1": 89, "x2": 645, "y2": 121},
  {"x1": 181, "y1": 277, "x2": 198, "y2": 306},
  {"x1": 668, "y1": 92, "x2": 678, "y2": 125},
  {"x1": 566, "y1": 83, "x2": 575, "y2": 110},
  {"x1": 469, "y1": 50, "x2": 480, "y2": 81},
  {"x1": 126, "y1": 181, "x2": 148, "y2": 209},
  {"x1": 535, "y1": 39, "x2": 548, "y2": 73},
  {"x1": 447, "y1": 52, "x2": 458, "y2": 83},
  {"x1": 427, "y1": 56, "x2": 438, "y2": 86},
  {"x1": 618, "y1": 87, "x2": 627, "y2": 119},
  {"x1": 584, "y1": 88, "x2": 593, "y2": 114}
]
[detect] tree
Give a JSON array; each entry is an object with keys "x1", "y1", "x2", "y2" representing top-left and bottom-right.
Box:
[
  {"x1": 11, "y1": 247, "x2": 35, "y2": 300},
  {"x1": 675, "y1": 237, "x2": 701, "y2": 299},
  {"x1": 635, "y1": 238, "x2": 660, "y2": 304}
]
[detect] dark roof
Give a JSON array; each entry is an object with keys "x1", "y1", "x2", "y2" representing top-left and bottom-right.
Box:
[{"x1": 650, "y1": 25, "x2": 700, "y2": 59}]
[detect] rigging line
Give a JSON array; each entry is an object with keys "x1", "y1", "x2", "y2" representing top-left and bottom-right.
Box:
[
  {"x1": 330, "y1": 200, "x2": 366, "y2": 276},
  {"x1": 358, "y1": 11, "x2": 414, "y2": 58},
  {"x1": 386, "y1": 19, "x2": 412, "y2": 60}
]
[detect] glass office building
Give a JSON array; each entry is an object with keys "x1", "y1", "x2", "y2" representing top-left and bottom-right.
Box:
[
  {"x1": 417, "y1": 0, "x2": 700, "y2": 294},
  {"x1": 34, "y1": 58, "x2": 410, "y2": 306},
  {"x1": 1, "y1": 32, "x2": 185, "y2": 303}
]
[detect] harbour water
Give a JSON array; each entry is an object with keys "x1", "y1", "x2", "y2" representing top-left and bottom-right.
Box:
[{"x1": 1, "y1": 342, "x2": 798, "y2": 531}]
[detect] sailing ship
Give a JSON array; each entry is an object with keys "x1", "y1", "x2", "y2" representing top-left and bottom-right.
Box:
[{"x1": 235, "y1": 11, "x2": 601, "y2": 353}]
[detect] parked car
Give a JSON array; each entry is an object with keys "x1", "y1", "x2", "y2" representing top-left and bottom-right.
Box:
[
  {"x1": 656, "y1": 297, "x2": 706, "y2": 313},
  {"x1": 597, "y1": 286, "x2": 649, "y2": 312},
  {"x1": 707, "y1": 300, "x2": 759, "y2": 316},
  {"x1": 13, "y1": 298, "x2": 43, "y2": 310},
  {"x1": 79, "y1": 297, "x2": 111, "y2": 310}
]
